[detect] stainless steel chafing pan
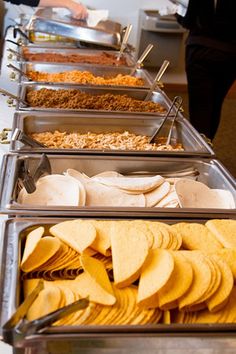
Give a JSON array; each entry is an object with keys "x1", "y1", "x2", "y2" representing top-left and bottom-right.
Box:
[
  {"x1": 25, "y1": 8, "x2": 123, "y2": 49},
  {"x1": 13, "y1": 46, "x2": 136, "y2": 67},
  {"x1": 10, "y1": 112, "x2": 214, "y2": 157},
  {"x1": 16, "y1": 84, "x2": 170, "y2": 116},
  {"x1": 0, "y1": 154, "x2": 235, "y2": 217},
  {"x1": 1, "y1": 217, "x2": 236, "y2": 352},
  {"x1": 17, "y1": 63, "x2": 153, "y2": 89}
]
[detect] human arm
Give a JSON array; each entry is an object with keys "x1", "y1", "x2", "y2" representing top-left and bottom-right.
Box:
[
  {"x1": 38, "y1": 0, "x2": 88, "y2": 19},
  {"x1": 3, "y1": 0, "x2": 88, "y2": 20}
]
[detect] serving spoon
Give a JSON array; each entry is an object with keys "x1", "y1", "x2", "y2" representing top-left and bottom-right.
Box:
[
  {"x1": 117, "y1": 24, "x2": 133, "y2": 61},
  {"x1": 144, "y1": 60, "x2": 170, "y2": 102},
  {"x1": 130, "y1": 43, "x2": 154, "y2": 76}
]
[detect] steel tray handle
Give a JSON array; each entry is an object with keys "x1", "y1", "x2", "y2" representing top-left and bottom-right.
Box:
[
  {"x1": 0, "y1": 88, "x2": 27, "y2": 106},
  {"x1": 7, "y1": 63, "x2": 30, "y2": 80},
  {"x1": 0, "y1": 128, "x2": 12, "y2": 144},
  {"x1": 7, "y1": 48, "x2": 23, "y2": 60},
  {"x1": 200, "y1": 133, "x2": 213, "y2": 147}
]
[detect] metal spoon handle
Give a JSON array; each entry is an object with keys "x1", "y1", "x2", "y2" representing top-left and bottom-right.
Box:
[
  {"x1": 0, "y1": 88, "x2": 27, "y2": 106},
  {"x1": 144, "y1": 60, "x2": 170, "y2": 101},
  {"x1": 7, "y1": 63, "x2": 30, "y2": 79},
  {"x1": 117, "y1": 24, "x2": 133, "y2": 61},
  {"x1": 130, "y1": 44, "x2": 154, "y2": 76}
]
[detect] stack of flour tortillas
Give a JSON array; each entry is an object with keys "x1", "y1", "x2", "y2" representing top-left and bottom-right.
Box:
[{"x1": 17, "y1": 170, "x2": 235, "y2": 209}]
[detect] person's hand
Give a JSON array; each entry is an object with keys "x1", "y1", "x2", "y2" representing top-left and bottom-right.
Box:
[{"x1": 67, "y1": 1, "x2": 88, "y2": 20}]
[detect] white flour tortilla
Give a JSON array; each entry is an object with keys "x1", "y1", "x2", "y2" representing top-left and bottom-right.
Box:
[
  {"x1": 145, "y1": 181, "x2": 171, "y2": 207},
  {"x1": 66, "y1": 169, "x2": 146, "y2": 207},
  {"x1": 18, "y1": 174, "x2": 81, "y2": 206},
  {"x1": 92, "y1": 175, "x2": 164, "y2": 193},
  {"x1": 175, "y1": 179, "x2": 235, "y2": 209}
]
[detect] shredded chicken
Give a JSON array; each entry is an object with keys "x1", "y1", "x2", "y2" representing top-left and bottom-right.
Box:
[{"x1": 31, "y1": 130, "x2": 184, "y2": 151}]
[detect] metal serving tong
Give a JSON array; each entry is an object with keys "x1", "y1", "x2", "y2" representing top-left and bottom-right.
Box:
[
  {"x1": 149, "y1": 96, "x2": 183, "y2": 144},
  {"x1": 125, "y1": 167, "x2": 200, "y2": 179},
  {"x1": 117, "y1": 24, "x2": 133, "y2": 61},
  {"x1": 2, "y1": 281, "x2": 89, "y2": 346},
  {"x1": 12, "y1": 128, "x2": 45, "y2": 148},
  {"x1": 19, "y1": 154, "x2": 52, "y2": 194},
  {"x1": 7, "y1": 63, "x2": 30, "y2": 80},
  {"x1": 144, "y1": 60, "x2": 170, "y2": 102},
  {"x1": 130, "y1": 43, "x2": 154, "y2": 76},
  {"x1": 0, "y1": 88, "x2": 27, "y2": 106}
]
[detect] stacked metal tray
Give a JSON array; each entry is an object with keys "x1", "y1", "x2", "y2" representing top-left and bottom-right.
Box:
[
  {"x1": 14, "y1": 62, "x2": 153, "y2": 89},
  {"x1": 13, "y1": 46, "x2": 136, "y2": 67},
  {"x1": 1, "y1": 217, "x2": 236, "y2": 353},
  {"x1": 1, "y1": 11, "x2": 236, "y2": 354},
  {"x1": 24, "y1": 8, "x2": 124, "y2": 49},
  {"x1": 15, "y1": 83, "x2": 171, "y2": 115},
  {"x1": 10, "y1": 112, "x2": 214, "y2": 157},
  {"x1": 0, "y1": 154, "x2": 235, "y2": 218}
]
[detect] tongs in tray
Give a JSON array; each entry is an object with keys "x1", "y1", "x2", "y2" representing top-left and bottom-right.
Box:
[
  {"x1": 149, "y1": 96, "x2": 183, "y2": 144},
  {"x1": 12, "y1": 128, "x2": 45, "y2": 148},
  {"x1": 18, "y1": 154, "x2": 51, "y2": 194},
  {"x1": 2, "y1": 281, "x2": 89, "y2": 346}
]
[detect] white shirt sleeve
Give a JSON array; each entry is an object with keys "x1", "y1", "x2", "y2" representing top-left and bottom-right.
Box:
[{"x1": 159, "y1": 0, "x2": 189, "y2": 17}]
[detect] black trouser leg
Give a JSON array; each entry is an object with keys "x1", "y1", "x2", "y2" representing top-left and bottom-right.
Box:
[{"x1": 186, "y1": 45, "x2": 236, "y2": 140}]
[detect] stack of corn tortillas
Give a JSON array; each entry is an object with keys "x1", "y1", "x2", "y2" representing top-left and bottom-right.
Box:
[{"x1": 21, "y1": 218, "x2": 236, "y2": 325}]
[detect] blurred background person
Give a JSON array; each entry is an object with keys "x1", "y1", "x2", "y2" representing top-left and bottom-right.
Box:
[{"x1": 170, "y1": 0, "x2": 236, "y2": 141}]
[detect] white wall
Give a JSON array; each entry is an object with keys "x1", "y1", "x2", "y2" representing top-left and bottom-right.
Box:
[{"x1": 85, "y1": 0, "x2": 171, "y2": 45}]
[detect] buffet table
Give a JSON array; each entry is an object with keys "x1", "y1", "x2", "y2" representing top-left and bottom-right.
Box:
[
  {"x1": 0, "y1": 29, "x2": 16, "y2": 354},
  {"x1": 1, "y1": 18, "x2": 236, "y2": 354}
]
